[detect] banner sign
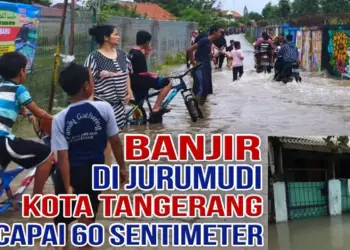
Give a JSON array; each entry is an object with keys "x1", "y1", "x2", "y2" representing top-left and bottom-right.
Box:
[{"x1": 0, "y1": 1, "x2": 40, "y2": 72}]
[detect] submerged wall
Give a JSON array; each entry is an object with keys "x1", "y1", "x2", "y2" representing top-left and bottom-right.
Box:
[{"x1": 273, "y1": 180, "x2": 349, "y2": 222}]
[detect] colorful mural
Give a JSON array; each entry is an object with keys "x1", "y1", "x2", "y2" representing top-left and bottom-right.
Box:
[
  {"x1": 249, "y1": 24, "x2": 350, "y2": 78},
  {"x1": 301, "y1": 30, "x2": 311, "y2": 71},
  {"x1": 311, "y1": 30, "x2": 322, "y2": 72},
  {"x1": 296, "y1": 30, "x2": 303, "y2": 62},
  {"x1": 327, "y1": 29, "x2": 350, "y2": 78}
]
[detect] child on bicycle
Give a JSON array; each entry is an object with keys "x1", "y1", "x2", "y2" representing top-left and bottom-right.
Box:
[
  {"x1": 0, "y1": 51, "x2": 53, "y2": 196},
  {"x1": 51, "y1": 63, "x2": 128, "y2": 249},
  {"x1": 128, "y1": 31, "x2": 172, "y2": 116}
]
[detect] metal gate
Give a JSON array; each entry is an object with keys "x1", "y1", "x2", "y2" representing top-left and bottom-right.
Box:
[
  {"x1": 268, "y1": 168, "x2": 275, "y2": 223},
  {"x1": 285, "y1": 168, "x2": 329, "y2": 220},
  {"x1": 341, "y1": 179, "x2": 350, "y2": 213}
]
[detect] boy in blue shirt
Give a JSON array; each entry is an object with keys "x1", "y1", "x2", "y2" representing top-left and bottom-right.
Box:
[
  {"x1": 0, "y1": 51, "x2": 53, "y2": 195},
  {"x1": 51, "y1": 63, "x2": 127, "y2": 246}
]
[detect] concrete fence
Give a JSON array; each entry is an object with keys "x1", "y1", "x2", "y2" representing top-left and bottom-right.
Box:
[{"x1": 26, "y1": 10, "x2": 197, "y2": 108}]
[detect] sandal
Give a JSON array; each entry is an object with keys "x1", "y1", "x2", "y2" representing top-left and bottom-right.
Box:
[{"x1": 151, "y1": 107, "x2": 171, "y2": 116}]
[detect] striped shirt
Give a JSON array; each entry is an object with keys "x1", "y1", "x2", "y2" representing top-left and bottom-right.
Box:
[
  {"x1": 84, "y1": 51, "x2": 131, "y2": 129},
  {"x1": 0, "y1": 81, "x2": 32, "y2": 139}
]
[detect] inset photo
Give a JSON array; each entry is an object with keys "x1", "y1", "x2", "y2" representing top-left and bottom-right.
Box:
[{"x1": 268, "y1": 136, "x2": 350, "y2": 250}]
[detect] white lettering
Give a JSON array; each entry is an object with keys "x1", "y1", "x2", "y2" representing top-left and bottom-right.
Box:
[{"x1": 0, "y1": 28, "x2": 11, "y2": 35}]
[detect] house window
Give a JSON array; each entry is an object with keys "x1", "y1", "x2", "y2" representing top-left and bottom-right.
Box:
[{"x1": 283, "y1": 149, "x2": 328, "y2": 182}]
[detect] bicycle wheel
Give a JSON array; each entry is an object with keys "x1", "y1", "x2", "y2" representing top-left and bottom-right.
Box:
[
  {"x1": 185, "y1": 97, "x2": 202, "y2": 122},
  {"x1": 126, "y1": 100, "x2": 147, "y2": 125}
]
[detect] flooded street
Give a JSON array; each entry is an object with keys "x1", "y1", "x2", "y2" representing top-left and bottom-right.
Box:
[
  {"x1": 3, "y1": 34, "x2": 350, "y2": 249},
  {"x1": 269, "y1": 216, "x2": 350, "y2": 250},
  {"x1": 127, "y1": 34, "x2": 350, "y2": 136}
]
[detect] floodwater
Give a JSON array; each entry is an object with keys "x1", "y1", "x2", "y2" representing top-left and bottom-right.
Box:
[
  {"x1": 3, "y1": 34, "x2": 350, "y2": 249},
  {"x1": 269, "y1": 216, "x2": 350, "y2": 250}
]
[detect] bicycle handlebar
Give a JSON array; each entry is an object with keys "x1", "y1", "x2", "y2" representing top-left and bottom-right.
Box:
[
  {"x1": 167, "y1": 63, "x2": 203, "y2": 80},
  {"x1": 26, "y1": 112, "x2": 45, "y2": 139}
]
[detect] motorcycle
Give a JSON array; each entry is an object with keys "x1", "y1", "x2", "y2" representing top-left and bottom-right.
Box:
[
  {"x1": 257, "y1": 54, "x2": 272, "y2": 73},
  {"x1": 275, "y1": 62, "x2": 302, "y2": 84}
]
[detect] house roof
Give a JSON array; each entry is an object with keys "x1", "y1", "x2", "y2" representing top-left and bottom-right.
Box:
[
  {"x1": 278, "y1": 136, "x2": 330, "y2": 147},
  {"x1": 232, "y1": 11, "x2": 242, "y2": 18},
  {"x1": 218, "y1": 10, "x2": 242, "y2": 18},
  {"x1": 32, "y1": 3, "x2": 63, "y2": 17},
  {"x1": 271, "y1": 136, "x2": 350, "y2": 153},
  {"x1": 52, "y1": 2, "x2": 83, "y2": 9},
  {"x1": 118, "y1": 2, "x2": 176, "y2": 20}
]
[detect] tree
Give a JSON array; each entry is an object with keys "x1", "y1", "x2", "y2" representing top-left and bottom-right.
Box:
[
  {"x1": 278, "y1": 0, "x2": 291, "y2": 19},
  {"x1": 244, "y1": 6, "x2": 248, "y2": 16},
  {"x1": 320, "y1": 0, "x2": 350, "y2": 13},
  {"x1": 99, "y1": 3, "x2": 144, "y2": 23},
  {"x1": 292, "y1": 0, "x2": 320, "y2": 16},
  {"x1": 262, "y1": 2, "x2": 280, "y2": 20},
  {"x1": 133, "y1": 0, "x2": 218, "y2": 17},
  {"x1": 248, "y1": 12, "x2": 263, "y2": 21},
  {"x1": 323, "y1": 136, "x2": 350, "y2": 153}
]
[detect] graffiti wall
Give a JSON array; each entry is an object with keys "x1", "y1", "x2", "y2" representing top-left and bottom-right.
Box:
[
  {"x1": 323, "y1": 26, "x2": 350, "y2": 78},
  {"x1": 311, "y1": 30, "x2": 322, "y2": 72},
  {"x1": 250, "y1": 25, "x2": 324, "y2": 74},
  {"x1": 296, "y1": 30, "x2": 303, "y2": 62},
  {"x1": 302, "y1": 30, "x2": 311, "y2": 71}
]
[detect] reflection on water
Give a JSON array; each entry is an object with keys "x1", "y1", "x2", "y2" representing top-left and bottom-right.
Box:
[
  {"x1": 3, "y1": 34, "x2": 350, "y2": 249},
  {"x1": 269, "y1": 216, "x2": 350, "y2": 250}
]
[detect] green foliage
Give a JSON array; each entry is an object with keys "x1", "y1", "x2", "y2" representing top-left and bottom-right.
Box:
[
  {"x1": 262, "y1": 0, "x2": 350, "y2": 21},
  {"x1": 164, "y1": 52, "x2": 186, "y2": 65},
  {"x1": 262, "y1": 2, "x2": 280, "y2": 20},
  {"x1": 320, "y1": 0, "x2": 350, "y2": 13},
  {"x1": 133, "y1": 0, "x2": 224, "y2": 30},
  {"x1": 229, "y1": 21, "x2": 240, "y2": 28},
  {"x1": 292, "y1": 0, "x2": 320, "y2": 16},
  {"x1": 245, "y1": 33, "x2": 255, "y2": 44},
  {"x1": 248, "y1": 12, "x2": 263, "y2": 21},
  {"x1": 133, "y1": 0, "x2": 217, "y2": 17},
  {"x1": 244, "y1": 6, "x2": 249, "y2": 16},
  {"x1": 278, "y1": 0, "x2": 291, "y2": 18},
  {"x1": 153, "y1": 52, "x2": 185, "y2": 76},
  {"x1": 323, "y1": 136, "x2": 350, "y2": 153},
  {"x1": 98, "y1": 3, "x2": 144, "y2": 24}
]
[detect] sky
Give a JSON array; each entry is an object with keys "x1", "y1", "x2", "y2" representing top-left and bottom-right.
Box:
[{"x1": 221, "y1": 0, "x2": 279, "y2": 15}]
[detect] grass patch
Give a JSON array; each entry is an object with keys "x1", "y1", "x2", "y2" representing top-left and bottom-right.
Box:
[
  {"x1": 12, "y1": 118, "x2": 36, "y2": 139},
  {"x1": 153, "y1": 52, "x2": 186, "y2": 76},
  {"x1": 245, "y1": 33, "x2": 255, "y2": 45},
  {"x1": 12, "y1": 107, "x2": 64, "y2": 139}
]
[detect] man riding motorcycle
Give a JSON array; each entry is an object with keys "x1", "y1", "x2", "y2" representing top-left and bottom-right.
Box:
[
  {"x1": 254, "y1": 32, "x2": 274, "y2": 68},
  {"x1": 274, "y1": 34, "x2": 299, "y2": 80}
]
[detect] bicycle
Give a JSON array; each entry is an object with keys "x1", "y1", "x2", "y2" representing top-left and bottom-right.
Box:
[
  {"x1": 126, "y1": 63, "x2": 204, "y2": 125},
  {"x1": 0, "y1": 114, "x2": 55, "y2": 214}
]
